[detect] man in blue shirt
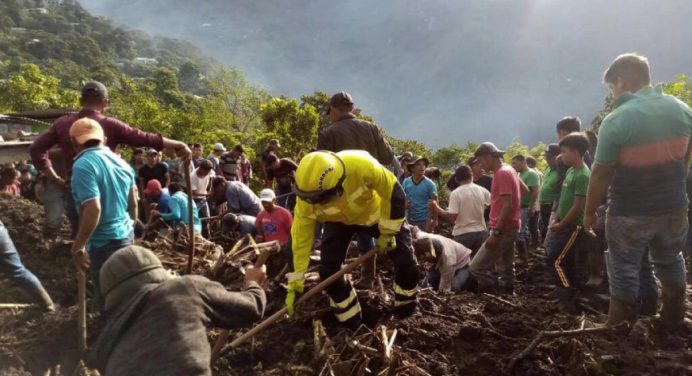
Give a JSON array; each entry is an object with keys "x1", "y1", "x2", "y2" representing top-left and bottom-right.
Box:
[
  {"x1": 69, "y1": 118, "x2": 138, "y2": 312},
  {"x1": 152, "y1": 183, "x2": 202, "y2": 233},
  {"x1": 143, "y1": 179, "x2": 171, "y2": 214},
  {"x1": 403, "y1": 156, "x2": 437, "y2": 229}
]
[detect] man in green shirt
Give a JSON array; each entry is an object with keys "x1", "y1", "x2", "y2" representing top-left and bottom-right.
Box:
[
  {"x1": 538, "y1": 144, "x2": 560, "y2": 244},
  {"x1": 511, "y1": 155, "x2": 539, "y2": 263},
  {"x1": 546, "y1": 133, "x2": 590, "y2": 314}
]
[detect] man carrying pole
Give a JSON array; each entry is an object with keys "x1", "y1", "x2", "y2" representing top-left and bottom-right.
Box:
[{"x1": 287, "y1": 150, "x2": 419, "y2": 328}]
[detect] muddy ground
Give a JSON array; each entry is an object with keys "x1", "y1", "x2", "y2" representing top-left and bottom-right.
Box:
[{"x1": 0, "y1": 195, "x2": 690, "y2": 375}]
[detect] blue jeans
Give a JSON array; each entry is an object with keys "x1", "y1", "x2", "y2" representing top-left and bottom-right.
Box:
[
  {"x1": 64, "y1": 188, "x2": 79, "y2": 238},
  {"x1": 194, "y1": 198, "x2": 210, "y2": 238},
  {"x1": 408, "y1": 219, "x2": 428, "y2": 229},
  {"x1": 43, "y1": 181, "x2": 66, "y2": 234},
  {"x1": 0, "y1": 222, "x2": 47, "y2": 302},
  {"x1": 518, "y1": 208, "x2": 531, "y2": 242},
  {"x1": 425, "y1": 266, "x2": 470, "y2": 292},
  {"x1": 606, "y1": 210, "x2": 688, "y2": 304},
  {"x1": 454, "y1": 231, "x2": 487, "y2": 256},
  {"x1": 88, "y1": 232, "x2": 134, "y2": 313}
]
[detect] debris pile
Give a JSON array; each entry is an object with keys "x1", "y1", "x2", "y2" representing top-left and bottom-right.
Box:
[{"x1": 0, "y1": 195, "x2": 691, "y2": 376}]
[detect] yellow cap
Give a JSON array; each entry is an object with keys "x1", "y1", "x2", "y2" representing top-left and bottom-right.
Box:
[{"x1": 69, "y1": 117, "x2": 104, "y2": 145}]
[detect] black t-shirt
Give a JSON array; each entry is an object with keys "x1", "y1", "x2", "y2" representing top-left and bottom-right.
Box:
[
  {"x1": 266, "y1": 159, "x2": 298, "y2": 191},
  {"x1": 139, "y1": 163, "x2": 169, "y2": 187}
]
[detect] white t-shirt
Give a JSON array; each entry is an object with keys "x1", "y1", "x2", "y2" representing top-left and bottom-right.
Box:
[
  {"x1": 190, "y1": 168, "x2": 216, "y2": 197},
  {"x1": 448, "y1": 183, "x2": 490, "y2": 236}
]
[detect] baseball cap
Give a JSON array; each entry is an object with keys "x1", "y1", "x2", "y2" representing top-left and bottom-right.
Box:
[
  {"x1": 144, "y1": 179, "x2": 163, "y2": 195},
  {"x1": 543, "y1": 143, "x2": 560, "y2": 157},
  {"x1": 81, "y1": 81, "x2": 108, "y2": 99},
  {"x1": 329, "y1": 92, "x2": 354, "y2": 107},
  {"x1": 474, "y1": 142, "x2": 505, "y2": 157},
  {"x1": 409, "y1": 156, "x2": 429, "y2": 167},
  {"x1": 213, "y1": 143, "x2": 226, "y2": 152},
  {"x1": 259, "y1": 188, "x2": 276, "y2": 202},
  {"x1": 69, "y1": 117, "x2": 104, "y2": 145},
  {"x1": 146, "y1": 148, "x2": 158, "y2": 156}
]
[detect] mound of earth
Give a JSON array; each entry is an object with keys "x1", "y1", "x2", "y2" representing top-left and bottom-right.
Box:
[{"x1": 0, "y1": 195, "x2": 690, "y2": 375}]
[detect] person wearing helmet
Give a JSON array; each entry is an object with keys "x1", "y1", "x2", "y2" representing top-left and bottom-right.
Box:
[{"x1": 286, "y1": 150, "x2": 419, "y2": 327}]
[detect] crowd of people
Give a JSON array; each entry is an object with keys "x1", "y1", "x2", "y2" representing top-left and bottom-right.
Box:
[{"x1": 0, "y1": 52, "x2": 690, "y2": 374}]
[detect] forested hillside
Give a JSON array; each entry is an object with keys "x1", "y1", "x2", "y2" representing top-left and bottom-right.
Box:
[{"x1": 1, "y1": 0, "x2": 691, "y2": 178}]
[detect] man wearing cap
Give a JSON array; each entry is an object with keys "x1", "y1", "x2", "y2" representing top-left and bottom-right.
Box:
[
  {"x1": 316, "y1": 92, "x2": 395, "y2": 167},
  {"x1": 30, "y1": 81, "x2": 191, "y2": 236},
  {"x1": 68, "y1": 118, "x2": 138, "y2": 312},
  {"x1": 264, "y1": 153, "x2": 298, "y2": 212},
  {"x1": 143, "y1": 179, "x2": 171, "y2": 216},
  {"x1": 539, "y1": 144, "x2": 560, "y2": 243},
  {"x1": 403, "y1": 156, "x2": 438, "y2": 229},
  {"x1": 255, "y1": 188, "x2": 293, "y2": 266},
  {"x1": 139, "y1": 149, "x2": 170, "y2": 190},
  {"x1": 222, "y1": 213, "x2": 257, "y2": 237},
  {"x1": 88, "y1": 245, "x2": 266, "y2": 375},
  {"x1": 468, "y1": 142, "x2": 522, "y2": 294},
  {"x1": 397, "y1": 153, "x2": 414, "y2": 184},
  {"x1": 287, "y1": 150, "x2": 419, "y2": 327},
  {"x1": 208, "y1": 143, "x2": 226, "y2": 173}
]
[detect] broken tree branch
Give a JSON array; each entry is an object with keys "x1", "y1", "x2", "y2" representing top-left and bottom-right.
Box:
[{"x1": 506, "y1": 322, "x2": 629, "y2": 372}]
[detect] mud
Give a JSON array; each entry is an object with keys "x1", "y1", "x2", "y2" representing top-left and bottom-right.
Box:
[{"x1": 0, "y1": 195, "x2": 690, "y2": 375}]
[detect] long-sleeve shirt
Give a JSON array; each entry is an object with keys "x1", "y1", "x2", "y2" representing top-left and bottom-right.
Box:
[
  {"x1": 89, "y1": 276, "x2": 266, "y2": 376},
  {"x1": 316, "y1": 113, "x2": 394, "y2": 166},
  {"x1": 160, "y1": 191, "x2": 202, "y2": 233},
  {"x1": 291, "y1": 150, "x2": 406, "y2": 274},
  {"x1": 30, "y1": 109, "x2": 163, "y2": 177},
  {"x1": 419, "y1": 231, "x2": 471, "y2": 292}
]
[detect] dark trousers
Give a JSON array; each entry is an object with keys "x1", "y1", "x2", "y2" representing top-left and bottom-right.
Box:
[
  {"x1": 529, "y1": 209, "x2": 539, "y2": 244},
  {"x1": 538, "y1": 204, "x2": 553, "y2": 243},
  {"x1": 277, "y1": 187, "x2": 296, "y2": 213},
  {"x1": 546, "y1": 225, "x2": 583, "y2": 288},
  {"x1": 88, "y1": 232, "x2": 134, "y2": 313},
  {"x1": 453, "y1": 230, "x2": 487, "y2": 257},
  {"x1": 320, "y1": 222, "x2": 419, "y2": 313}
]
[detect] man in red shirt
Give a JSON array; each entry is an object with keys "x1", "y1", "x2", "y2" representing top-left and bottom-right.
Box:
[
  {"x1": 255, "y1": 189, "x2": 293, "y2": 269},
  {"x1": 469, "y1": 142, "x2": 524, "y2": 294},
  {"x1": 29, "y1": 81, "x2": 190, "y2": 235}
]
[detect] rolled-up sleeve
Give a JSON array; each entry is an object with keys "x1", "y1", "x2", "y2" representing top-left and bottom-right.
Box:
[{"x1": 110, "y1": 119, "x2": 164, "y2": 150}]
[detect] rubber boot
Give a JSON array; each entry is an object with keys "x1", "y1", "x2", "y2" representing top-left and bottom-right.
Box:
[
  {"x1": 355, "y1": 255, "x2": 376, "y2": 290},
  {"x1": 638, "y1": 296, "x2": 658, "y2": 317},
  {"x1": 515, "y1": 240, "x2": 528, "y2": 266},
  {"x1": 657, "y1": 287, "x2": 686, "y2": 332},
  {"x1": 605, "y1": 297, "x2": 636, "y2": 328},
  {"x1": 557, "y1": 287, "x2": 579, "y2": 315}
]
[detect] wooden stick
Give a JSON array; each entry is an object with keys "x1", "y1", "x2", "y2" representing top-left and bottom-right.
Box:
[
  {"x1": 184, "y1": 160, "x2": 195, "y2": 275},
  {"x1": 214, "y1": 249, "x2": 378, "y2": 362},
  {"x1": 0, "y1": 303, "x2": 33, "y2": 309},
  {"x1": 506, "y1": 322, "x2": 629, "y2": 371},
  {"x1": 77, "y1": 271, "x2": 87, "y2": 354}
]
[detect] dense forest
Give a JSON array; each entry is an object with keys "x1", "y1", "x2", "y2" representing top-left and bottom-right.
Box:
[{"x1": 1, "y1": 0, "x2": 691, "y2": 184}]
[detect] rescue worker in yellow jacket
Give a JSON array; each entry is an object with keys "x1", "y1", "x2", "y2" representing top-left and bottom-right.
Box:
[{"x1": 286, "y1": 150, "x2": 419, "y2": 327}]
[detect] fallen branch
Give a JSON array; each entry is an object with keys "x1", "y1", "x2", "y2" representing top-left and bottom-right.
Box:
[
  {"x1": 482, "y1": 293, "x2": 520, "y2": 308},
  {"x1": 506, "y1": 322, "x2": 629, "y2": 372},
  {"x1": 0, "y1": 304, "x2": 33, "y2": 309}
]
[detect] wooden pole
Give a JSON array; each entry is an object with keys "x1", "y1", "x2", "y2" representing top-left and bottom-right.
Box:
[
  {"x1": 184, "y1": 160, "x2": 195, "y2": 274},
  {"x1": 77, "y1": 270, "x2": 87, "y2": 354},
  {"x1": 211, "y1": 248, "x2": 378, "y2": 363}
]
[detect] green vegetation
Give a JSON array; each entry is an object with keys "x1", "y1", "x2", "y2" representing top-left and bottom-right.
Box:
[{"x1": 2, "y1": 0, "x2": 691, "y2": 182}]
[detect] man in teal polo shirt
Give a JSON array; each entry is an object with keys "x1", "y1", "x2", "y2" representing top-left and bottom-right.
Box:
[
  {"x1": 70, "y1": 118, "x2": 138, "y2": 312},
  {"x1": 584, "y1": 53, "x2": 692, "y2": 331},
  {"x1": 403, "y1": 156, "x2": 438, "y2": 229}
]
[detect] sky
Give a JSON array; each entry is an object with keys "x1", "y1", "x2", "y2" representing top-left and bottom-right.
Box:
[{"x1": 79, "y1": 0, "x2": 692, "y2": 149}]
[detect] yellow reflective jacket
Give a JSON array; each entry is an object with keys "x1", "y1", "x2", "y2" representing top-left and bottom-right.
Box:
[{"x1": 291, "y1": 150, "x2": 405, "y2": 274}]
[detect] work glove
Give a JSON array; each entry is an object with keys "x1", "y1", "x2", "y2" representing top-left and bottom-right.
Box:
[
  {"x1": 285, "y1": 272, "x2": 305, "y2": 316},
  {"x1": 376, "y1": 235, "x2": 396, "y2": 255}
]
